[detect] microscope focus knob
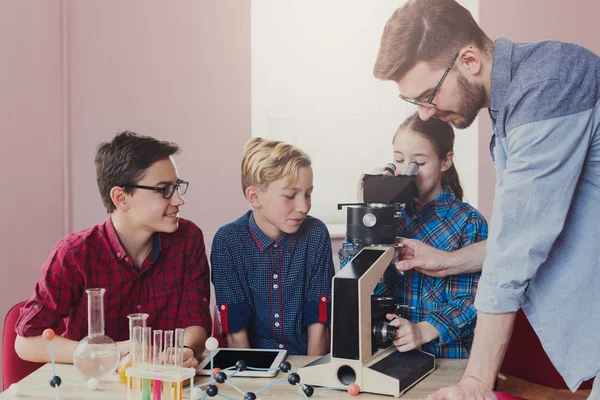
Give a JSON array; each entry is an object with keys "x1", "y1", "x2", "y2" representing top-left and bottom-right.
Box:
[{"x1": 362, "y1": 213, "x2": 377, "y2": 228}]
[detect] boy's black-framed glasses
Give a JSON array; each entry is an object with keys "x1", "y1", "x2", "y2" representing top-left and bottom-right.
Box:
[
  {"x1": 124, "y1": 179, "x2": 189, "y2": 199},
  {"x1": 398, "y1": 52, "x2": 459, "y2": 108}
]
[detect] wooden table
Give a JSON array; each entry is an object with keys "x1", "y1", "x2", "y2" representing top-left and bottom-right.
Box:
[{"x1": 0, "y1": 356, "x2": 466, "y2": 399}]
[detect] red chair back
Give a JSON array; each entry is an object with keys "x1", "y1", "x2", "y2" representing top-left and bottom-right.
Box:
[
  {"x1": 501, "y1": 309, "x2": 592, "y2": 390},
  {"x1": 2, "y1": 301, "x2": 65, "y2": 390},
  {"x1": 494, "y1": 393, "x2": 525, "y2": 400}
]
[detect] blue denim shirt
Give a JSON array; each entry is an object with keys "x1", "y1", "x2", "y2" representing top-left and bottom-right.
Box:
[
  {"x1": 475, "y1": 37, "x2": 600, "y2": 391},
  {"x1": 211, "y1": 211, "x2": 334, "y2": 355}
]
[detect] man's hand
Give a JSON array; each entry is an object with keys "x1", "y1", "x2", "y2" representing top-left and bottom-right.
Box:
[
  {"x1": 396, "y1": 237, "x2": 452, "y2": 277},
  {"x1": 426, "y1": 376, "x2": 497, "y2": 400}
]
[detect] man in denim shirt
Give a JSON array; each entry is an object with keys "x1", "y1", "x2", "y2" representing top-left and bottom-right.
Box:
[{"x1": 372, "y1": 0, "x2": 600, "y2": 399}]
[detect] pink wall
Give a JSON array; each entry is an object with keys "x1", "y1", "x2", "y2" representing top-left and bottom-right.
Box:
[
  {"x1": 0, "y1": 0, "x2": 250, "y2": 386},
  {"x1": 0, "y1": 1, "x2": 66, "y2": 384},
  {"x1": 67, "y1": 0, "x2": 251, "y2": 240},
  {"x1": 477, "y1": 0, "x2": 600, "y2": 220}
]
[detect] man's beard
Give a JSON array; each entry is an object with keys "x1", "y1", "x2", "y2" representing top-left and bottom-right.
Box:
[{"x1": 446, "y1": 74, "x2": 487, "y2": 129}]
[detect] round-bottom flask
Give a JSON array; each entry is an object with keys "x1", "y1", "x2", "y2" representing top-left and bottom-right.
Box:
[{"x1": 73, "y1": 288, "x2": 119, "y2": 380}]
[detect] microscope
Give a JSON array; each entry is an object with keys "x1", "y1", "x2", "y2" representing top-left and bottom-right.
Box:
[{"x1": 298, "y1": 163, "x2": 435, "y2": 397}]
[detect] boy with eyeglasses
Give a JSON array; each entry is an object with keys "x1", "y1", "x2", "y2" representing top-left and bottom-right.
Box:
[{"x1": 15, "y1": 131, "x2": 211, "y2": 368}]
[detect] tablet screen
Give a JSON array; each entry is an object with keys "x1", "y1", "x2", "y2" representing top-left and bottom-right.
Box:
[{"x1": 201, "y1": 349, "x2": 279, "y2": 370}]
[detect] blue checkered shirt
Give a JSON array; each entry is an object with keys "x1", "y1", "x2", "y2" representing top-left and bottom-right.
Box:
[
  {"x1": 211, "y1": 211, "x2": 334, "y2": 355},
  {"x1": 339, "y1": 187, "x2": 487, "y2": 358}
]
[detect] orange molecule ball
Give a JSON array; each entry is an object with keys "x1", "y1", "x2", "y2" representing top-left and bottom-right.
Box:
[
  {"x1": 348, "y1": 383, "x2": 360, "y2": 396},
  {"x1": 42, "y1": 329, "x2": 56, "y2": 342},
  {"x1": 212, "y1": 368, "x2": 222, "y2": 378}
]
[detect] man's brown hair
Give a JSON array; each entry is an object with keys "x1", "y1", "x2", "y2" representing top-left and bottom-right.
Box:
[{"x1": 373, "y1": 0, "x2": 493, "y2": 82}]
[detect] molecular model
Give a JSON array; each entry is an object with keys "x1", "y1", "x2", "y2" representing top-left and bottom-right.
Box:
[
  {"x1": 184, "y1": 337, "x2": 361, "y2": 400},
  {"x1": 7, "y1": 329, "x2": 100, "y2": 398}
]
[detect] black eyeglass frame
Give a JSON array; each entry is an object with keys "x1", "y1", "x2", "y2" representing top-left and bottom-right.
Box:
[
  {"x1": 123, "y1": 179, "x2": 189, "y2": 199},
  {"x1": 398, "y1": 52, "x2": 460, "y2": 108}
]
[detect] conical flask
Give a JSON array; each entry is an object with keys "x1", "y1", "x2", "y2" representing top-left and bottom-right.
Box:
[{"x1": 73, "y1": 288, "x2": 120, "y2": 380}]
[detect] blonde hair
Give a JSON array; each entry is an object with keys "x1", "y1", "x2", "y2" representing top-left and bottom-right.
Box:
[{"x1": 241, "y1": 137, "x2": 312, "y2": 195}]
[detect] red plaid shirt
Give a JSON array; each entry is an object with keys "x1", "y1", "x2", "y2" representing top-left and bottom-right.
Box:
[{"x1": 16, "y1": 218, "x2": 211, "y2": 341}]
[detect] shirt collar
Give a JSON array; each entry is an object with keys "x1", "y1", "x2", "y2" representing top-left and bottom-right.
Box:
[
  {"x1": 490, "y1": 37, "x2": 514, "y2": 117},
  {"x1": 248, "y1": 211, "x2": 293, "y2": 252},
  {"x1": 417, "y1": 186, "x2": 458, "y2": 220},
  {"x1": 105, "y1": 217, "x2": 162, "y2": 262}
]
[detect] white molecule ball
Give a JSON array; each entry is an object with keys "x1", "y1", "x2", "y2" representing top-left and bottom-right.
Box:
[
  {"x1": 8, "y1": 383, "x2": 21, "y2": 397},
  {"x1": 191, "y1": 387, "x2": 203, "y2": 399},
  {"x1": 86, "y1": 378, "x2": 99, "y2": 390},
  {"x1": 205, "y1": 337, "x2": 219, "y2": 352}
]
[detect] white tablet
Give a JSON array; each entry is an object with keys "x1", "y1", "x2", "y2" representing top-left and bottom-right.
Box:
[{"x1": 196, "y1": 348, "x2": 288, "y2": 378}]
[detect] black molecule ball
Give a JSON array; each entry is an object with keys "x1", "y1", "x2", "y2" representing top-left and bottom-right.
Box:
[
  {"x1": 49, "y1": 376, "x2": 62, "y2": 388},
  {"x1": 215, "y1": 371, "x2": 227, "y2": 384},
  {"x1": 206, "y1": 384, "x2": 219, "y2": 397},
  {"x1": 244, "y1": 392, "x2": 257, "y2": 400},
  {"x1": 303, "y1": 384, "x2": 314, "y2": 397},
  {"x1": 287, "y1": 372, "x2": 301, "y2": 385},
  {"x1": 235, "y1": 359, "x2": 247, "y2": 371},
  {"x1": 279, "y1": 361, "x2": 292, "y2": 373}
]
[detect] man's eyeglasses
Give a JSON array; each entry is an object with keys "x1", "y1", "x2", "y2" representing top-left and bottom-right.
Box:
[
  {"x1": 399, "y1": 52, "x2": 459, "y2": 108},
  {"x1": 124, "y1": 179, "x2": 189, "y2": 199}
]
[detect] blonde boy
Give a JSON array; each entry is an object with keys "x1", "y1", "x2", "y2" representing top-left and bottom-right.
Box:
[{"x1": 211, "y1": 138, "x2": 333, "y2": 355}]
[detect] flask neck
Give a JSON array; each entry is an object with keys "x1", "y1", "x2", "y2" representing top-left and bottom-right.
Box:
[{"x1": 86, "y1": 288, "x2": 106, "y2": 336}]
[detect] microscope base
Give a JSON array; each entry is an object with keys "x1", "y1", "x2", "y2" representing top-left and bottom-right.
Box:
[{"x1": 297, "y1": 347, "x2": 435, "y2": 397}]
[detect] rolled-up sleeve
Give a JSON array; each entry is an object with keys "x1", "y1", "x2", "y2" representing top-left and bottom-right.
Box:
[
  {"x1": 476, "y1": 80, "x2": 593, "y2": 314},
  {"x1": 303, "y1": 223, "x2": 334, "y2": 326},
  {"x1": 425, "y1": 213, "x2": 487, "y2": 344},
  {"x1": 16, "y1": 243, "x2": 83, "y2": 337}
]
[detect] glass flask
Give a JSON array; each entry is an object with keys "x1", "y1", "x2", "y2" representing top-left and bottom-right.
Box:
[
  {"x1": 73, "y1": 288, "x2": 120, "y2": 380},
  {"x1": 117, "y1": 312, "x2": 149, "y2": 385}
]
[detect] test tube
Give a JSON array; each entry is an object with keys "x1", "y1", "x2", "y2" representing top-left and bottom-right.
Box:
[
  {"x1": 142, "y1": 327, "x2": 152, "y2": 400},
  {"x1": 131, "y1": 326, "x2": 142, "y2": 398},
  {"x1": 163, "y1": 330, "x2": 174, "y2": 366},
  {"x1": 162, "y1": 330, "x2": 174, "y2": 400},
  {"x1": 174, "y1": 329, "x2": 185, "y2": 400},
  {"x1": 152, "y1": 330, "x2": 163, "y2": 400},
  {"x1": 153, "y1": 330, "x2": 163, "y2": 365},
  {"x1": 174, "y1": 328, "x2": 184, "y2": 367}
]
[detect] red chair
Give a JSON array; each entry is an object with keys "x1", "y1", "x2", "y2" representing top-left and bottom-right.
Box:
[
  {"x1": 2, "y1": 301, "x2": 65, "y2": 390},
  {"x1": 494, "y1": 393, "x2": 525, "y2": 400},
  {"x1": 501, "y1": 309, "x2": 593, "y2": 390}
]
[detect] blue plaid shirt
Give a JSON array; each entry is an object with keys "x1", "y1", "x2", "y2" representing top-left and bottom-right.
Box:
[
  {"x1": 339, "y1": 187, "x2": 487, "y2": 358},
  {"x1": 211, "y1": 211, "x2": 334, "y2": 355}
]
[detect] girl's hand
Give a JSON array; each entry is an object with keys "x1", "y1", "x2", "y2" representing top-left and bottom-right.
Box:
[
  {"x1": 386, "y1": 314, "x2": 440, "y2": 352},
  {"x1": 386, "y1": 314, "x2": 423, "y2": 352},
  {"x1": 356, "y1": 167, "x2": 392, "y2": 202}
]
